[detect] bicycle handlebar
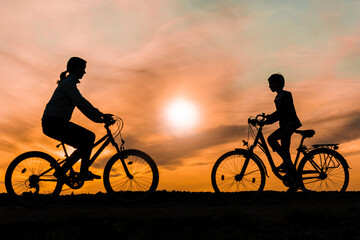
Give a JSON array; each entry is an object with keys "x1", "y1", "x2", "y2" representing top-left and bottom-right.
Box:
[
  {"x1": 104, "y1": 117, "x2": 116, "y2": 128},
  {"x1": 102, "y1": 114, "x2": 115, "y2": 128},
  {"x1": 248, "y1": 113, "x2": 266, "y2": 126},
  {"x1": 104, "y1": 114, "x2": 124, "y2": 139}
]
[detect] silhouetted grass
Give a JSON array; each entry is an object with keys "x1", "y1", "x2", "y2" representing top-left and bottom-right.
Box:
[{"x1": 1, "y1": 191, "x2": 360, "y2": 239}]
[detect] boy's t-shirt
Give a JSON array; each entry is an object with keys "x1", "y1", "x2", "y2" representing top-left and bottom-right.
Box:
[{"x1": 267, "y1": 90, "x2": 302, "y2": 129}]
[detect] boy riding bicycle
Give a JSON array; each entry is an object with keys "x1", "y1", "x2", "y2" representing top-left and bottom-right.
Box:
[{"x1": 264, "y1": 73, "x2": 302, "y2": 189}]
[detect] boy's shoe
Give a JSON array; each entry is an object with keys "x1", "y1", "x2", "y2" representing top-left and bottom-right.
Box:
[
  {"x1": 277, "y1": 162, "x2": 296, "y2": 174},
  {"x1": 80, "y1": 171, "x2": 101, "y2": 180},
  {"x1": 283, "y1": 173, "x2": 299, "y2": 193},
  {"x1": 286, "y1": 186, "x2": 298, "y2": 193},
  {"x1": 282, "y1": 173, "x2": 298, "y2": 187}
]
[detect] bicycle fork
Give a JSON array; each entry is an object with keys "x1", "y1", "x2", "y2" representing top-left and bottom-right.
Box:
[
  {"x1": 106, "y1": 130, "x2": 134, "y2": 180},
  {"x1": 235, "y1": 128, "x2": 262, "y2": 181},
  {"x1": 235, "y1": 148, "x2": 254, "y2": 182}
]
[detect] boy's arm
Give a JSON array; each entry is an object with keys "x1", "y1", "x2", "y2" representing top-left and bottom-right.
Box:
[
  {"x1": 265, "y1": 111, "x2": 279, "y2": 125},
  {"x1": 265, "y1": 91, "x2": 294, "y2": 125},
  {"x1": 275, "y1": 91, "x2": 293, "y2": 122}
]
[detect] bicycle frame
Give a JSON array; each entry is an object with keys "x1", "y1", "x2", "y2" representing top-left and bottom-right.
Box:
[
  {"x1": 54, "y1": 124, "x2": 133, "y2": 180},
  {"x1": 238, "y1": 123, "x2": 307, "y2": 181}
]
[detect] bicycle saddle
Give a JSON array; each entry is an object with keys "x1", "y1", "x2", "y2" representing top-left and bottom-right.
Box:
[{"x1": 295, "y1": 129, "x2": 315, "y2": 138}]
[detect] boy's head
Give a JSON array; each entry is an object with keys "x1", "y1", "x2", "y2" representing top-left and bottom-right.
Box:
[{"x1": 268, "y1": 73, "x2": 285, "y2": 92}]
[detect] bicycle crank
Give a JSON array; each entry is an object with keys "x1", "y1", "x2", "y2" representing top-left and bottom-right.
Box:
[{"x1": 65, "y1": 172, "x2": 84, "y2": 189}]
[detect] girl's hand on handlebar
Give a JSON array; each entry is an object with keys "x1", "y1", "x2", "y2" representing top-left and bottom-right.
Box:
[{"x1": 103, "y1": 113, "x2": 115, "y2": 126}]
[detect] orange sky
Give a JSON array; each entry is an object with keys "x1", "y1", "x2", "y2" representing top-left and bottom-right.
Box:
[{"x1": 1, "y1": 1, "x2": 360, "y2": 193}]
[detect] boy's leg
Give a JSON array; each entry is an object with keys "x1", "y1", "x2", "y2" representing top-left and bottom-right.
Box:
[
  {"x1": 268, "y1": 128, "x2": 287, "y2": 159},
  {"x1": 267, "y1": 127, "x2": 295, "y2": 175},
  {"x1": 280, "y1": 130, "x2": 296, "y2": 177},
  {"x1": 268, "y1": 127, "x2": 298, "y2": 192}
]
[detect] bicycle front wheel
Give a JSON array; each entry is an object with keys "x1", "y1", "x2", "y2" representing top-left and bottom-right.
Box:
[
  {"x1": 103, "y1": 149, "x2": 159, "y2": 202},
  {"x1": 298, "y1": 148, "x2": 349, "y2": 198},
  {"x1": 5, "y1": 151, "x2": 63, "y2": 206},
  {"x1": 211, "y1": 150, "x2": 266, "y2": 201}
]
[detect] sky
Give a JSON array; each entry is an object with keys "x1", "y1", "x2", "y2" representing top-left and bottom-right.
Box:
[{"x1": 1, "y1": 0, "x2": 360, "y2": 193}]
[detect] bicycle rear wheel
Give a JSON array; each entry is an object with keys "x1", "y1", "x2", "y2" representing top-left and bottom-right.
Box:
[
  {"x1": 5, "y1": 151, "x2": 63, "y2": 206},
  {"x1": 211, "y1": 150, "x2": 266, "y2": 201},
  {"x1": 103, "y1": 149, "x2": 159, "y2": 202},
  {"x1": 297, "y1": 148, "x2": 349, "y2": 198}
]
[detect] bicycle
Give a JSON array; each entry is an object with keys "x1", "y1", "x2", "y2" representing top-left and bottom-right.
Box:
[
  {"x1": 5, "y1": 115, "x2": 159, "y2": 206},
  {"x1": 211, "y1": 113, "x2": 350, "y2": 200}
]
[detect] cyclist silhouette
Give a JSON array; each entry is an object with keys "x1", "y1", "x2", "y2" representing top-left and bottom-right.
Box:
[
  {"x1": 264, "y1": 73, "x2": 301, "y2": 188},
  {"x1": 42, "y1": 57, "x2": 113, "y2": 180}
]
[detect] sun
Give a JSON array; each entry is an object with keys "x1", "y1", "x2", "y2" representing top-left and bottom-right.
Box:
[{"x1": 165, "y1": 98, "x2": 199, "y2": 131}]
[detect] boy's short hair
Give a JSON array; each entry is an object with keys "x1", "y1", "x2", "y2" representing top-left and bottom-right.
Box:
[{"x1": 268, "y1": 73, "x2": 285, "y2": 88}]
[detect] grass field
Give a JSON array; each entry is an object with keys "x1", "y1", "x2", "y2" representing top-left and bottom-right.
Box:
[{"x1": 0, "y1": 191, "x2": 359, "y2": 240}]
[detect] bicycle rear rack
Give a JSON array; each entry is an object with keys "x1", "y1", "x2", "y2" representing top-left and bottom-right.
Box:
[{"x1": 312, "y1": 144, "x2": 339, "y2": 150}]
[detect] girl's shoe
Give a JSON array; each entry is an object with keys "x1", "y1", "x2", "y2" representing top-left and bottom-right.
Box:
[{"x1": 79, "y1": 171, "x2": 101, "y2": 180}]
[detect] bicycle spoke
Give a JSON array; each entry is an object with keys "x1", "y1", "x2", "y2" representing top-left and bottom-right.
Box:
[
  {"x1": 6, "y1": 152, "x2": 62, "y2": 205},
  {"x1": 244, "y1": 168, "x2": 260, "y2": 177},
  {"x1": 299, "y1": 149, "x2": 348, "y2": 197},
  {"x1": 104, "y1": 150, "x2": 158, "y2": 202},
  {"x1": 212, "y1": 151, "x2": 264, "y2": 200}
]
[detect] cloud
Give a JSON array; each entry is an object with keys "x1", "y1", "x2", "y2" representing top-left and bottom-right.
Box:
[
  {"x1": 304, "y1": 110, "x2": 360, "y2": 145},
  {"x1": 145, "y1": 124, "x2": 248, "y2": 166}
]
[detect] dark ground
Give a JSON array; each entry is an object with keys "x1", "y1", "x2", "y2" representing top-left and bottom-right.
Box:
[{"x1": 1, "y1": 191, "x2": 360, "y2": 240}]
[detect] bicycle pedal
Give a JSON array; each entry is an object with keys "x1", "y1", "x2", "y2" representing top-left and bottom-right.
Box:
[
  {"x1": 83, "y1": 178, "x2": 95, "y2": 181},
  {"x1": 276, "y1": 165, "x2": 286, "y2": 172}
]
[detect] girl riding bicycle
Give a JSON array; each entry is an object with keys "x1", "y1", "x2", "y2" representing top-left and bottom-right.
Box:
[{"x1": 42, "y1": 57, "x2": 112, "y2": 180}]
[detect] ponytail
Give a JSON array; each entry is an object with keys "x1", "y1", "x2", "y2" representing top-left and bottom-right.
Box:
[
  {"x1": 57, "y1": 70, "x2": 68, "y2": 84},
  {"x1": 57, "y1": 57, "x2": 87, "y2": 84}
]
